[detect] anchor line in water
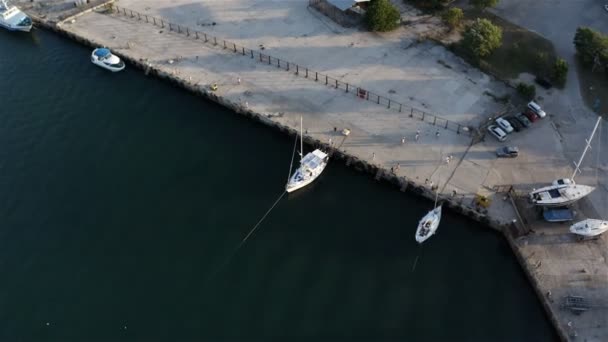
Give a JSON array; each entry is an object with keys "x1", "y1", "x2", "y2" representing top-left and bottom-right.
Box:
[
  {"x1": 202, "y1": 190, "x2": 287, "y2": 284},
  {"x1": 411, "y1": 244, "x2": 424, "y2": 272}
]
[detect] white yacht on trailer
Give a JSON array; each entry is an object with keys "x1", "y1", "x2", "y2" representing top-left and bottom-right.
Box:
[
  {"x1": 286, "y1": 117, "x2": 328, "y2": 193},
  {"x1": 0, "y1": 0, "x2": 32, "y2": 32},
  {"x1": 91, "y1": 48, "x2": 125, "y2": 72},
  {"x1": 570, "y1": 219, "x2": 608, "y2": 238},
  {"x1": 529, "y1": 117, "x2": 602, "y2": 207}
]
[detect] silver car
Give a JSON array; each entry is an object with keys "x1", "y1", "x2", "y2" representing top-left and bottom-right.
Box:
[
  {"x1": 496, "y1": 146, "x2": 519, "y2": 158},
  {"x1": 487, "y1": 125, "x2": 507, "y2": 142}
]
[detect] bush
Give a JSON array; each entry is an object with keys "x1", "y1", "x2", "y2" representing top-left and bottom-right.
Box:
[
  {"x1": 517, "y1": 82, "x2": 536, "y2": 100},
  {"x1": 441, "y1": 8, "x2": 463, "y2": 30},
  {"x1": 366, "y1": 0, "x2": 401, "y2": 32},
  {"x1": 469, "y1": 0, "x2": 499, "y2": 11},
  {"x1": 552, "y1": 58, "x2": 568, "y2": 85},
  {"x1": 462, "y1": 18, "x2": 503, "y2": 59},
  {"x1": 573, "y1": 27, "x2": 608, "y2": 70}
]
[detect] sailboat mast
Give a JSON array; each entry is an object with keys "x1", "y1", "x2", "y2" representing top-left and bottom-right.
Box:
[
  {"x1": 300, "y1": 116, "x2": 303, "y2": 161},
  {"x1": 572, "y1": 117, "x2": 602, "y2": 180}
]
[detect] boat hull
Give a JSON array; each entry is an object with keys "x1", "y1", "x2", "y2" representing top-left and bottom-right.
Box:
[
  {"x1": 286, "y1": 162, "x2": 327, "y2": 193},
  {"x1": 0, "y1": 21, "x2": 31, "y2": 32},
  {"x1": 570, "y1": 219, "x2": 608, "y2": 237},
  {"x1": 91, "y1": 59, "x2": 125, "y2": 72},
  {"x1": 530, "y1": 184, "x2": 595, "y2": 207}
]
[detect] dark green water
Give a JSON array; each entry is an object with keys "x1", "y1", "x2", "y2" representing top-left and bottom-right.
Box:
[{"x1": 0, "y1": 29, "x2": 556, "y2": 341}]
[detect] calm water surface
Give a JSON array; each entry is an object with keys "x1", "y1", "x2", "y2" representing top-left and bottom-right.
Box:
[{"x1": 0, "y1": 29, "x2": 556, "y2": 341}]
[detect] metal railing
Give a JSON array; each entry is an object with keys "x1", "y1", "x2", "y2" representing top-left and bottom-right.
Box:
[{"x1": 106, "y1": 4, "x2": 472, "y2": 136}]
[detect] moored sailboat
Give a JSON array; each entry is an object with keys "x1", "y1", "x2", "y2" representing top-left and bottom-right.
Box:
[
  {"x1": 415, "y1": 205, "x2": 442, "y2": 243},
  {"x1": 286, "y1": 117, "x2": 328, "y2": 193}
]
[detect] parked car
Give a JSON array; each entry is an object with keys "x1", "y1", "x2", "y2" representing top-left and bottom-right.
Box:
[
  {"x1": 496, "y1": 146, "x2": 519, "y2": 158},
  {"x1": 505, "y1": 116, "x2": 523, "y2": 132},
  {"x1": 487, "y1": 125, "x2": 507, "y2": 142},
  {"x1": 527, "y1": 101, "x2": 546, "y2": 118},
  {"x1": 534, "y1": 76, "x2": 552, "y2": 89},
  {"x1": 516, "y1": 113, "x2": 532, "y2": 127},
  {"x1": 523, "y1": 109, "x2": 539, "y2": 123},
  {"x1": 496, "y1": 117, "x2": 514, "y2": 133}
]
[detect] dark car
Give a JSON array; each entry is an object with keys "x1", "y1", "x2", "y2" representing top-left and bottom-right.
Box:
[
  {"x1": 535, "y1": 76, "x2": 552, "y2": 89},
  {"x1": 523, "y1": 109, "x2": 539, "y2": 123},
  {"x1": 505, "y1": 116, "x2": 523, "y2": 132},
  {"x1": 496, "y1": 146, "x2": 519, "y2": 158},
  {"x1": 516, "y1": 113, "x2": 532, "y2": 127}
]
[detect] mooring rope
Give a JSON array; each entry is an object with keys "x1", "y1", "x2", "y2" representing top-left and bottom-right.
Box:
[
  {"x1": 202, "y1": 190, "x2": 287, "y2": 284},
  {"x1": 411, "y1": 244, "x2": 424, "y2": 272}
]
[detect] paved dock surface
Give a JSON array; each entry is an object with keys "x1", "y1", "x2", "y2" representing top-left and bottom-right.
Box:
[{"x1": 23, "y1": 0, "x2": 608, "y2": 340}]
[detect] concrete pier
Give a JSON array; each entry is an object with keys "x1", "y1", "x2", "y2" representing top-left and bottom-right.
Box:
[{"x1": 22, "y1": 0, "x2": 608, "y2": 340}]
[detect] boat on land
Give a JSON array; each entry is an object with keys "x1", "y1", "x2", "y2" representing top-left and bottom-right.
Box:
[
  {"x1": 415, "y1": 205, "x2": 442, "y2": 244},
  {"x1": 286, "y1": 117, "x2": 328, "y2": 193},
  {"x1": 529, "y1": 117, "x2": 602, "y2": 207},
  {"x1": 0, "y1": 0, "x2": 32, "y2": 32},
  {"x1": 570, "y1": 219, "x2": 608, "y2": 237},
  {"x1": 543, "y1": 207, "x2": 575, "y2": 223},
  {"x1": 91, "y1": 48, "x2": 125, "y2": 72}
]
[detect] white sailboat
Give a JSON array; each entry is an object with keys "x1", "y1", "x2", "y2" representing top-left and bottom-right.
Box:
[
  {"x1": 529, "y1": 117, "x2": 602, "y2": 207},
  {"x1": 570, "y1": 219, "x2": 608, "y2": 238},
  {"x1": 286, "y1": 117, "x2": 328, "y2": 193},
  {"x1": 415, "y1": 205, "x2": 442, "y2": 244},
  {"x1": 0, "y1": 0, "x2": 32, "y2": 32},
  {"x1": 415, "y1": 178, "x2": 443, "y2": 244}
]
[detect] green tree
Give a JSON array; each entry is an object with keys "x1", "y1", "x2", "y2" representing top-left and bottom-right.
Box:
[
  {"x1": 441, "y1": 7, "x2": 463, "y2": 30},
  {"x1": 573, "y1": 27, "x2": 608, "y2": 68},
  {"x1": 462, "y1": 18, "x2": 502, "y2": 59},
  {"x1": 552, "y1": 58, "x2": 568, "y2": 85},
  {"x1": 469, "y1": 0, "x2": 499, "y2": 10},
  {"x1": 517, "y1": 82, "x2": 536, "y2": 101},
  {"x1": 366, "y1": 0, "x2": 401, "y2": 32}
]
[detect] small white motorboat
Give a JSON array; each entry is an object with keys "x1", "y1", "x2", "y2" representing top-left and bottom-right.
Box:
[
  {"x1": 415, "y1": 205, "x2": 442, "y2": 244},
  {"x1": 0, "y1": 0, "x2": 32, "y2": 32},
  {"x1": 91, "y1": 48, "x2": 125, "y2": 72},
  {"x1": 286, "y1": 117, "x2": 328, "y2": 193},
  {"x1": 570, "y1": 219, "x2": 608, "y2": 238}
]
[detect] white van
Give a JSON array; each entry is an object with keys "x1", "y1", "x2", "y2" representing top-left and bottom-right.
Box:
[{"x1": 527, "y1": 101, "x2": 546, "y2": 118}]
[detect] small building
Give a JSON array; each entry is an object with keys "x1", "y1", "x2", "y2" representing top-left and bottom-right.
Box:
[
  {"x1": 326, "y1": 0, "x2": 370, "y2": 12},
  {"x1": 309, "y1": 0, "x2": 370, "y2": 27}
]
